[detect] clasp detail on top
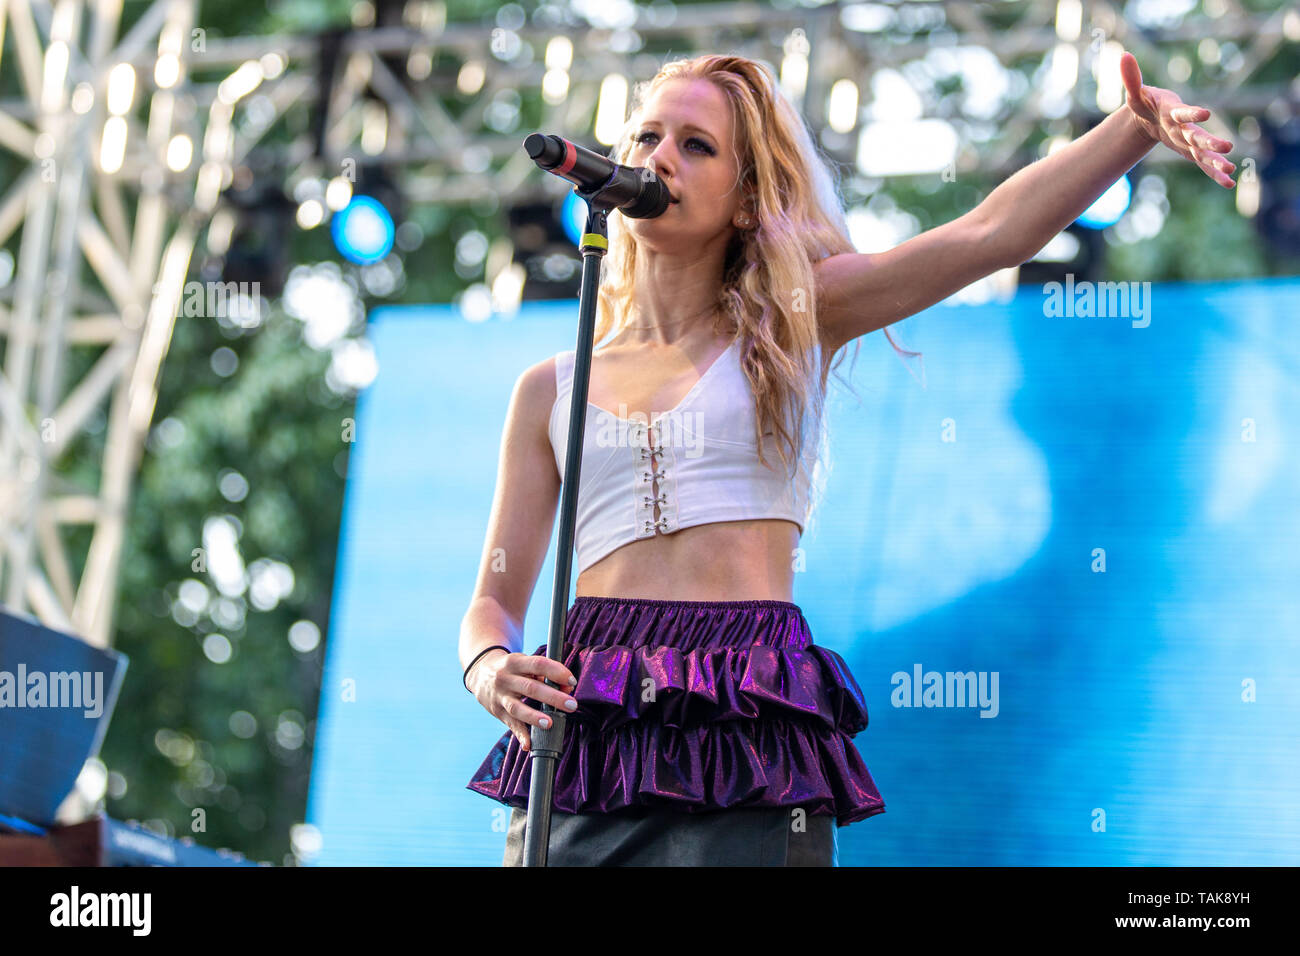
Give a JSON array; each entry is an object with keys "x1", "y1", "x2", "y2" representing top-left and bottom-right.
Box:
[{"x1": 632, "y1": 419, "x2": 674, "y2": 538}]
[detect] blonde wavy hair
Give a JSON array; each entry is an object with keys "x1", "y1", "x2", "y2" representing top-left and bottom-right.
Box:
[{"x1": 595, "y1": 54, "x2": 918, "y2": 490}]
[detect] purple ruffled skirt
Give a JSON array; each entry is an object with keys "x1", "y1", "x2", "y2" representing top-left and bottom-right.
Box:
[{"x1": 466, "y1": 595, "x2": 886, "y2": 827}]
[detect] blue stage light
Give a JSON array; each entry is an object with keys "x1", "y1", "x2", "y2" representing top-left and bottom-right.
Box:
[
  {"x1": 332, "y1": 196, "x2": 395, "y2": 264},
  {"x1": 1076, "y1": 173, "x2": 1132, "y2": 229},
  {"x1": 561, "y1": 190, "x2": 586, "y2": 246}
]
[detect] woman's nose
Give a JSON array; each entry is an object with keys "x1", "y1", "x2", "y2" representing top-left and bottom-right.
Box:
[{"x1": 646, "y1": 146, "x2": 676, "y2": 179}]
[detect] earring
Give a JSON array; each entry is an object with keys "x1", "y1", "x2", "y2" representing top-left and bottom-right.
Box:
[{"x1": 737, "y1": 213, "x2": 752, "y2": 228}]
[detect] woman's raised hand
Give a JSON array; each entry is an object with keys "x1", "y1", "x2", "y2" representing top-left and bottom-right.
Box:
[{"x1": 1120, "y1": 51, "x2": 1235, "y2": 189}]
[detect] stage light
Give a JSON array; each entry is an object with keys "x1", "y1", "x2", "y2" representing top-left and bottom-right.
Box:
[
  {"x1": 458, "y1": 60, "x2": 486, "y2": 95},
  {"x1": 41, "y1": 41, "x2": 69, "y2": 113},
  {"x1": 546, "y1": 36, "x2": 573, "y2": 71},
  {"x1": 781, "y1": 29, "x2": 810, "y2": 103},
  {"x1": 594, "y1": 74, "x2": 628, "y2": 146},
  {"x1": 325, "y1": 176, "x2": 353, "y2": 211},
  {"x1": 260, "y1": 51, "x2": 287, "y2": 79},
  {"x1": 1076, "y1": 173, "x2": 1131, "y2": 229},
  {"x1": 351, "y1": 0, "x2": 375, "y2": 27},
  {"x1": 407, "y1": 48, "x2": 433, "y2": 80},
  {"x1": 1235, "y1": 163, "x2": 1260, "y2": 218},
  {"x1": 166, "y1": 134, "x2": 193, "y2": 171},
  {"x1": 70, "y1": 82, "x2": 94, "y2": 114},
  {"x1": 491, "y1": 262, "x2": 526, "y2": 317},
  {"x1": 98, "y1": 116, "x2": 127, "y2": 173},
  {"x1": 841, "y1": 4, "x2": 892, "y2": 32},
  {"x1": 331, "y1": 196, "x2": 395, "y2": 264},
  {"x1": 106, "y1": 62, "x2": 135, "y2": 115},
  {"x1": 1048, "y1": 42, "x2": 1079, "y2": 96},
  {"x1": 542, "y1": 69, "x2": 570, "y2": 105},
  {"x1": 561, "y1": 190, "x2": 586, "y2": 247},
  {"x1": 297, "y1": 199, "x2": 325, "y2": 229},
  {"x1": 828, "y1": 79, "x2": 859, "y2": 134},
  {"x1": 155, "y1": 53, "x2": 180, "y2": 88},
  {"x1": 1030, "y1": 230, "x2": 1082, "y2": 262},
  {"x1": 156, "y1": 17, "x2": 183, "y2": 87},
  {"x1": 218, "y1": 60, "x2": 263, "y2": 106},
  {"x1": 1094, "y1": 41, "x2": 1124, "y2": 112},
  {"x1": 856, "y1": 119, "x2": 958, "y2": 177},
  {"x1": 869, "y1": 69, "x2": 923, "y2": 122},
  {"x1": 1055, "y1": 0, "x2": 1082, "y2": 41}
]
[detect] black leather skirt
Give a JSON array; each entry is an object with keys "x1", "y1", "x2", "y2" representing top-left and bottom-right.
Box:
[{"x1": 502, "y1": 804, "x2": 838, "y2": 866}]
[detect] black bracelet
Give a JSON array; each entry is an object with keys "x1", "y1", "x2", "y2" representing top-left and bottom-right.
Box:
[{"x1": 463, "y1": 645, "x2": 511, "y2": 693}]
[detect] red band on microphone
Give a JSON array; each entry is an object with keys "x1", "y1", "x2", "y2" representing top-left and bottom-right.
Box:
[{"x1": 557, "y1": 139, "x2": 577, "y2": 175}]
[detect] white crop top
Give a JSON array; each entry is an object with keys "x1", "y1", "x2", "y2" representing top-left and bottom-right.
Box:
[{"x1": 548, "y1": 336, "x2": 825, "y2": 576}]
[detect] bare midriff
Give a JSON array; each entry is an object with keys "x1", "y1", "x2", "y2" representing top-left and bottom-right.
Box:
[{"x1": 574, "y1": 517, "x2": 802, "y2": 602}]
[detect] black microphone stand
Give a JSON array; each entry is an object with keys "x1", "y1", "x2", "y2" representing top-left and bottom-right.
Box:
[{"x1": 521, "y1": 194, "x2": 614, "y2": 867}]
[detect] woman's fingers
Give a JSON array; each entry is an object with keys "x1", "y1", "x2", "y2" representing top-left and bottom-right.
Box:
[
  {"x1": 1120, "y1": 52, "x2": 1144, "y2": 99},
  {"x1": 1192, "y1": 148, "x2": 1235, "y2": 188},
  {"x1": 506, "y1": 715, "x2": 531, "y2": 751},
  {"x1": 1162, "y1": 99, "x2": 1235, "y2": 186},
  {"x1": 520, "y1": 653, "x2": 578, "y2": 690},
  {"x1": 1189, "y1": 140, "x2": 1236, "y2": 184},
  {"x1": 1174, "y1": 106, "x2": 1209, "y2": 123},
  {"x1": 1180, "y1": 122, "x2": 1232, "y2": 153},
  {"x1": 495, "y1": 669, "x2": 580, "y2": 749},
  {"x1": 499, "y1": 693, "x2": 550, "y2": 741},
  {"x1": 1209, "y1": 155, "x2": 1235, "y2": 175},
  {"x1": 482, "y1": 653, "x2": 581, "y2": 751},
  {"x1": 1129, "y1": 78, "x2": 1236, "y2": 187},
  {"x1": 503, "y1": 672, "x2": 579, "y2": 718}
]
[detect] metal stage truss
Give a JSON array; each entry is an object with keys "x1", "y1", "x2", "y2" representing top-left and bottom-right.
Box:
[{"x1": 0, "y1": 0, "x2": 1294, "y2": 648}]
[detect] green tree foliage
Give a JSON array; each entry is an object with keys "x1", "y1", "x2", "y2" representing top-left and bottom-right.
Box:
[{"x1": 105, "y1": 299, "x2": 354, "y2": 865}]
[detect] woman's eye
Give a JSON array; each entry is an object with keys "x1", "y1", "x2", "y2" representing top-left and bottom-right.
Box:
[{"x1": 634, "y1": 132, "x2": 714, "y2": 155}]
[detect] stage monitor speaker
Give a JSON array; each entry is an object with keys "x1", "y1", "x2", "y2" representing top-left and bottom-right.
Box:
[{"x1": 0, "y1": 607, "x2": 127, "y2": 826}]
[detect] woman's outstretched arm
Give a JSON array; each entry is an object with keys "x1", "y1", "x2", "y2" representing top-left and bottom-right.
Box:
[
  {"x1": 815, "y1": 50, "x2": 1235, "y2": 354},
  {"x1": 980, "y1": 51, "x2": 1234, "y2": 265}
]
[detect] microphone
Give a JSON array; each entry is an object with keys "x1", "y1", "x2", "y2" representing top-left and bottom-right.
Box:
[{"x1": 524, "y1": 133, "x2": 673, "y2": 219}]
